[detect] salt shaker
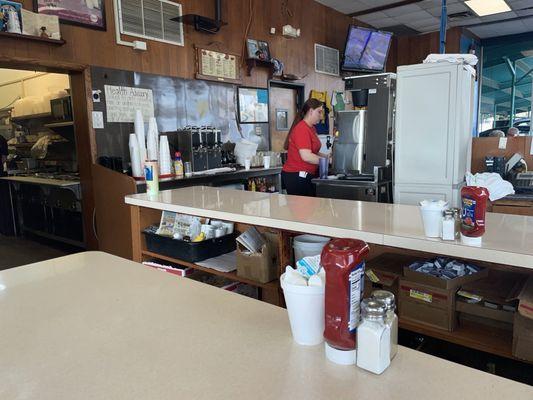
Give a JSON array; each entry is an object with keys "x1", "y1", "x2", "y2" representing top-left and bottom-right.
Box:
[
  {"x1": 356, "y1": 299, "x2": 391, "y2": 375},
  {"x1": 371, "y1": 290, "x2": 398, "y2": 360},
  {"x1": 452, "y1": 208, "x2": 461, "y2": 239},
  {"x1": 441, "y1": 209, "x2": 456, "y2": 241}
]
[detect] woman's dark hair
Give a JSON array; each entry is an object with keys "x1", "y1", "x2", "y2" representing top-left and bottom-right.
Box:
[{"x1": 283, "y1": 98, "x2": 323, "y2": 150}]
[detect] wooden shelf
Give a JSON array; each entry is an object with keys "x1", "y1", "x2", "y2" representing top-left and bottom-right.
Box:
[
  {"x1": 0, "y1": 31, "x2": 65, "y2": 45},
  {"x1": 399, "y1": 317, "x2": 526, "y2": 362},
  {"x1": 44, "y1": 121, "x2": 74, "y2": 128},
  {"x1": 11, "y1": 112, "x2": 52, "y2": 121},
  {"x1": 141, "y1": 250, "x2": 279, "y2": 291}
]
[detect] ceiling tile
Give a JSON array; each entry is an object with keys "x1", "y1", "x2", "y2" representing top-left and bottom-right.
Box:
[
  {"x1": 407, "y1": 16, "x2": 441, "y2": 27},
  {"x1": 355, "y1": 11, "x2": 390, "y2": 22},
  {"x1": 395, "y1": 9, "x2": 435, "y2": 23},
  {"x1": 517, "y1": 9, "x2": 533, "y2": 16},
  {"x1": 507, "y1": 0, "x2": 533, "y2": 10},
  {"x1": 371, "y1": 17, "x2": 397, "y2": 28},
  {"x1": 383, "y1": 4, "x2": 421, "y2": 17},
  {"x1": 427, "y1": 2, "x2": 469, "y2": 17},
  {"x1": 479, "y1": 10, "x2": 517, "y2": 22}
]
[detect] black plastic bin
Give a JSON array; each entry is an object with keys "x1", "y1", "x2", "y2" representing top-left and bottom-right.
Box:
[{"x1": 143, "y1": 229, "x2": 237, "y2": 263}]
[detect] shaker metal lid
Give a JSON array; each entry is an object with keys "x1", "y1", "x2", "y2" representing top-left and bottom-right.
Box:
[
  {"x1": 361, "y1": 298, "x2": 387, "y2": 317},
  {"x1": 371, "y1": 290, "x2": 395, "y2": 310}
]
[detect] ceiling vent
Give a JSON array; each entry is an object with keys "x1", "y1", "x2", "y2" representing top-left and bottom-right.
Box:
[{"x1": 449, "y1": 11, "x2": 475, "y2": 21}]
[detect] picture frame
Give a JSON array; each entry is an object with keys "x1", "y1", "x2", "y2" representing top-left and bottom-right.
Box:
[
  {"x1": 246, "y1": 38, "x2": 259, "y2": 59},
  {"x1": 257, "y1": 40, "x2": 270, "y2": 61},
  {"x1": 275, "y1": 108, "x2": 289, "y2": 131},
  {"x1": 246, "y1": 38, "x2": 270, "y2": 61},
  {"x1": 237, "y1": 86, "x2": 269, "y2": 124},
  {"x1": 33, "y1": 0, "x2": 106, "y2": 30},
  {"x1": 195, "y1": 46, "x2": 242, "y2": 84}
]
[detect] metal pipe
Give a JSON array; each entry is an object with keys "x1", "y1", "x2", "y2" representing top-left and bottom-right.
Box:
[
  {"x1": 439, "y1": 0, "x2": 447, "y2": 54},
  {"x1": 504, "y1": 57, "x2": 516, "y2": 126},
  {"x1": 215, "y1": 0, "x2": 221, "y2": 21}
]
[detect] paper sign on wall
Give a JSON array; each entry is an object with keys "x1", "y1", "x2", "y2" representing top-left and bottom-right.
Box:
[{"x1": 104, "y1": 85, "x2": 154, "y2": 123}]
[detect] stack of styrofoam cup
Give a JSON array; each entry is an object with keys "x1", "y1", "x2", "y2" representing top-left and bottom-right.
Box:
[
  {"x1": 147, "y1": 117, "x2": 159, "y2": 161},
  {"x1": 159, "y1": 135, "x2": 172, "y2": 176},
  {"x1": 129, "y1": 133, "x2": 143, "y2": 178},
  {"x1": 134, "y1": 110, "x2": 147, "y2": 170}
]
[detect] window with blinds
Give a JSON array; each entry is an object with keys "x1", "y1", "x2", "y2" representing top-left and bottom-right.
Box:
[
  {"x1": 315, "y1": 44, "x2": 339, "y2": 76},
  {"x1": 117, "y1": 0, "x2": 184, "y2": 46}
]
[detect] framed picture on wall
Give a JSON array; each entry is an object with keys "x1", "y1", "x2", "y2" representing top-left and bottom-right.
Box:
[
  {"x1": 246, "y1": 39, "x2": 259, "y2": 59},
  {"x1": 246, "y1": 38, "x2": 270, "y2": 61},
  {"x1": 237, "y1": 86, "x2": 269, "y2": 124},
  {"x1": 275, "y1": 109, "x2": 289, "y2": 131},
  {"x1": 34, "y1": 0, "x2": 106, "y2": 30}
]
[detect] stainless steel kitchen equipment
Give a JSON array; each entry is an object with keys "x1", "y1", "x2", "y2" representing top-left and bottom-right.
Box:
[
  {"x1": 333, "y1": 110, "x2": 366, "y2": 175},
  {"x1": 313, "y1": 166, "x2": 392, "y2": 202},
  {"x1": 339, "y1": 73, "x2": 396, "y2": 175},
  {"x1": 1, "y1": 172, "x2": 84, "y2": 246}
]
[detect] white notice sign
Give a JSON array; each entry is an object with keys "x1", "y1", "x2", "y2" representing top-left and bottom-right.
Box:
[{"x1": 104, "y1": 85, "x2": 154, "y2": 123}]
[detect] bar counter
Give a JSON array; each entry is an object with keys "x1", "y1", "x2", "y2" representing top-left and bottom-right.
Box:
[
  {"x1": 125, "y1": 186, "x2": 533, "y2": 270},
  {"x1": 1, "y1": 252, "x2": 531, "y2": 399}
]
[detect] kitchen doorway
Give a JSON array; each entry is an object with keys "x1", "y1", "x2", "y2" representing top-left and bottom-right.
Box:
[
  {"x1": 268, "y1": 81, "x2": 304, "y2": 152},
  {"x1": 0, "y1": 60, "x2": 96, "y2": 269}
]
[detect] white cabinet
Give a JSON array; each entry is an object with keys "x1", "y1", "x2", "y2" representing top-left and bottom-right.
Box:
[
  {"x1": 394, "y1": 62, "x2": 475, "y2": 206},
  {"x1": 395, "y1": 184, "x2": 462, "y2": 208}
]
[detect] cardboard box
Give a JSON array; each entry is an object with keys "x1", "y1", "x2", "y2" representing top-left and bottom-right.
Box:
[
  {"x1": 363, "y1": 253, "x2": 421, "y2": 299},
  {"x1": 512, "y1": 275, "x2": 533, "y2": 361},
  {"x1": 399, "y1": 279, "x2": 457, "y2": 331},
  {"x1": 456, "y1": 270, "x2": 525, "y2": 330},
  {"x1": 399, "y1": 261, "x2": 487, "y2": 331},
  {"x1": 237, "y1": 231, "x2": 278, "y2": 284},
  {"x1": 513, "y1": 312, "x2": 533, "y2": 361},
  {"x1": 403, "y1": 263, "x2": 488, "y2": 290}
]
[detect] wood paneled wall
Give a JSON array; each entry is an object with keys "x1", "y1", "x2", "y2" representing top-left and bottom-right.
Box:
[
  {"x1": 387, "y1": 27, "x2": 463, "y2": 71},
  {"x1": 471, "y1": 137, "x2": 533, "y2": 174},
  {"x1": 2, "y1": 0, "x2": 353, "y2": 95}
]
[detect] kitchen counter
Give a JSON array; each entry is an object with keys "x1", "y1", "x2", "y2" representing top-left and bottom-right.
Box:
[
  {"x1": 135, "y1": 166, "x2": 282, "y2": 192},
  {"x1": 1, "y1": 251, "x2": 531, "y2": 399},
  {"x1": 125, "y1": 186, "x2": 533, "y2": 270},
  {"x1": 0, "y1": 175, "x2": 80, "y2": 187},
  {"x1": 491, "y1": 194, "x2": 533, "y2": 217}
]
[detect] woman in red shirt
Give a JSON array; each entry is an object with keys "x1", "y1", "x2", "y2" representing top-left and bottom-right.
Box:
[{"x1": 282, "y1": 98, "x2": 329, "y2": 196}]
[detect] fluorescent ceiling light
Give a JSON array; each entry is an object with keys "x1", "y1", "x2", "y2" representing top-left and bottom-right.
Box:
[{"x1": 465, "y1": 0, "x2": 511, "y2": 17}]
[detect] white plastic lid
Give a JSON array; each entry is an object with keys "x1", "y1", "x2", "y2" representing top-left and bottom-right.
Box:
[
  {"x1": 460, "y1": 233, "x2": 482, "y2": 247},
  {"x1": 324, "y1": 342, "x2": 357, "y2": 365},
  {"x1": 419, "y1": 199, "x2": 449, "y2": 211}
]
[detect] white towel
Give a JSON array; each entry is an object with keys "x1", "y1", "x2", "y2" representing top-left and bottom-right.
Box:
[
  {"x1": 465, "y1": 172, "x2": 515, "y2": 201},
  {"x1": 423, "y1": 53, "x2": 478, "y2": 66}
]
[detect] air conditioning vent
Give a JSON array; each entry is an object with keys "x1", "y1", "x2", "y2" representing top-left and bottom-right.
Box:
[
  {"x1": 315, "y1": 44, "x2": 339, "y2": 76},
  {"x1": 449, "y1": 11, "x2": 475, "y2": 20},
  {"x1": 118, "y1": 0, "x2": 184, "y2": 46}
]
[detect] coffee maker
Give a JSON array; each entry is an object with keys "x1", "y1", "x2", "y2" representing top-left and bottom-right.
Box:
[
  {"x1": 202, "y1": 126, "x2": 222, "y2": 170},
  {"x1": 164, "y1": 126, "x2": 223, "y2": 172},
  {"x1": 165, "y1": 127, "x2": 208, "y2": 172}
]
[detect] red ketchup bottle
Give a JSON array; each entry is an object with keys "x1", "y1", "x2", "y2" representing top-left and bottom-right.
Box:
[
  {"x1": 460, "y1": 186, "x2": 489, "y2": 246},
  {"x1": 321, "y1": 238, "x2": 369, "y2": 365}
]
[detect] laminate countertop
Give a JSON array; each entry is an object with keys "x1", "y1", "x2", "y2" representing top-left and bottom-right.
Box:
[
  {"x1": 0, "y1": 176, "x2": 80, "y2": 187},
  {"x1": 125, "y1": 186, "x2": 533, "y2": 270},
  {"x1": 1, "y1": 251, "x2": 531, "y2": 399}
]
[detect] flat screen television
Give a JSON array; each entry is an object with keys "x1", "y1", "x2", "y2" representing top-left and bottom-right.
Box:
[{"x1": 341, "y1": 26, "x2": 393, "y2": 72}]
